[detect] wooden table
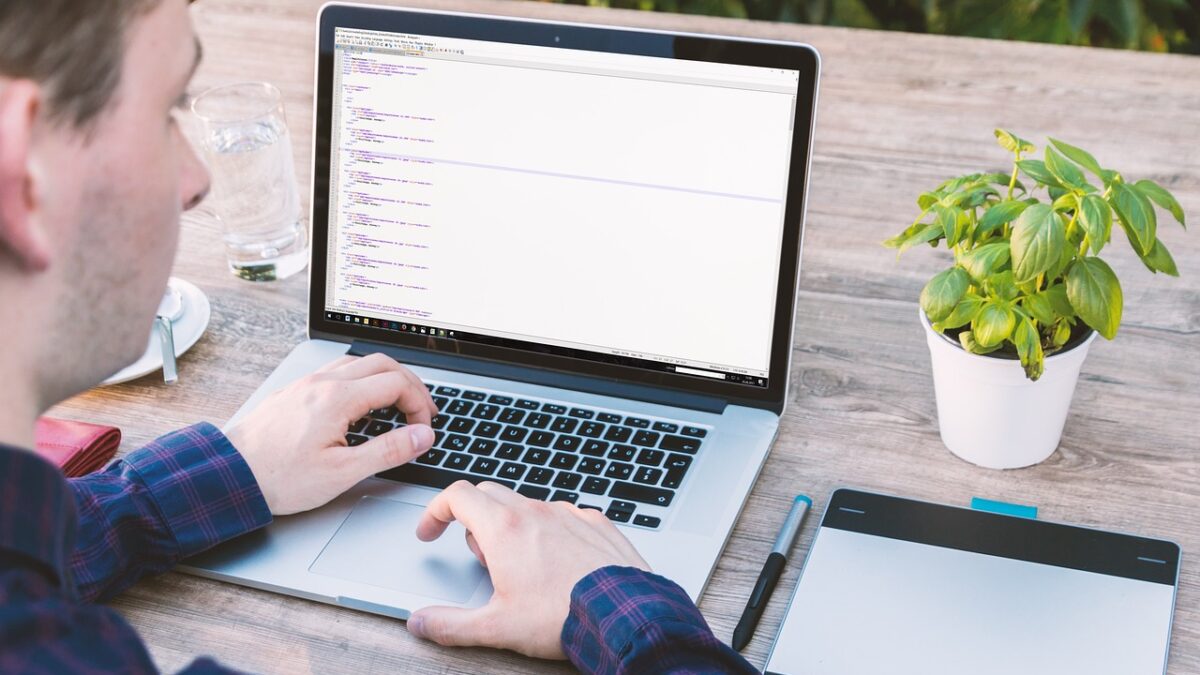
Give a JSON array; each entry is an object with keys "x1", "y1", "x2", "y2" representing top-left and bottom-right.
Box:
[{"x1": 49, "y1": 0, "x2": 1200, "y2": 672}]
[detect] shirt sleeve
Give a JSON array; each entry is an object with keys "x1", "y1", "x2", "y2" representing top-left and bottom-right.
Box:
[
  {"x1": 67, "y1": 422, "x2": 272, "y2": 603},
  {"x1": 561, "y1": 565, "x2": 758, "y2": 675}
]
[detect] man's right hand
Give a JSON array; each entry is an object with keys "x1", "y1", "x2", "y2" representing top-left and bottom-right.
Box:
[{"x1": 407, "y1": 481, "x2": 650, "y2": 659}]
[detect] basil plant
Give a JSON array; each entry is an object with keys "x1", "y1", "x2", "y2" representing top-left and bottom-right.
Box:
[{"x1": 885, "y1": 129, "x2": 1187, "y2": 381}]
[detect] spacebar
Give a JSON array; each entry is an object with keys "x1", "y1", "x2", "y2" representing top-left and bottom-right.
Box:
[{"x1": 376, "y1": 464, "x2": 516, "y2": 490}]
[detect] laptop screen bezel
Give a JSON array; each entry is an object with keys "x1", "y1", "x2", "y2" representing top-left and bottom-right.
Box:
[{"x1": 309, "y1": 3, "x2": 819, "y2": 413}]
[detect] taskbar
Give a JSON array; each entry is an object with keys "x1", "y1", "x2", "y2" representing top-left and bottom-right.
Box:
[{"x1": 325, "y1": 311, "x2": 769, "y2": 389}]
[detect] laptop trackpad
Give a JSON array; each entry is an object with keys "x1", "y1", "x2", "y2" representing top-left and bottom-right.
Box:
[{"x1": 309, "y1": 496, "x2": 486, "y2": 604}]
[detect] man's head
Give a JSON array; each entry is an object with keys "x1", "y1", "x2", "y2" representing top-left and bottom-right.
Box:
[{"x1": 0, "y1": 0, "x2": 208, "y2": 416}]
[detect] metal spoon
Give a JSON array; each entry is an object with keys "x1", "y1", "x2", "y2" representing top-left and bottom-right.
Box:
[{"x1": 154, "y1": 285, "x2": 184, "y2": 384}]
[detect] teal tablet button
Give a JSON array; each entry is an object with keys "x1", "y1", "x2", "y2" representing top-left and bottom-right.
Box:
[{"x1": 970, "y1": 497, "x2": 1038, "y2": 519}]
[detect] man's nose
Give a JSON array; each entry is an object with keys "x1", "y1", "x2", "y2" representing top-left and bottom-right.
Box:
[{"x1": 179, "y1": 129, "x2": 211, "y2": 211}]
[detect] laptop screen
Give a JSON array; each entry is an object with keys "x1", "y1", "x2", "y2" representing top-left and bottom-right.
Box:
[{"x1": 321, "y1": 26, "x2": 801, "y2": 390}]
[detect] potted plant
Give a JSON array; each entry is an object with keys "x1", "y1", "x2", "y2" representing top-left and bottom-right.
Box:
[{"x1": 885, "y1": 129, "x2": 1187, "y2": 469}]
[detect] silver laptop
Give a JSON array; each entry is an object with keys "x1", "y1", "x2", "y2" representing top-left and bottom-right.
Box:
[{"x1": 183, "y1": 2, "x2": 820, "y2": 619}]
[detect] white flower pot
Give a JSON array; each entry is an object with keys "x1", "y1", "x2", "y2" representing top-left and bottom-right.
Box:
[{"x1": 921, "y1": 308, "x2": 1097, "y2": 469}]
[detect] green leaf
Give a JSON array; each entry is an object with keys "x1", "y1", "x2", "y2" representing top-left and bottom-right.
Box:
[
  {"x1": 1051, "y1": 191, "x2": 1078, "y2": 212},
  {"x1": 1141, "y1": 239, "x2": 1180, "y2": 276},
  {"x1": 1110, "y1": 182, "x2": 1157, "y2": 256},
  {"x1": 920, "y1": 267, "x2": 971, "y2": 323},
  {"x1": 917, "y1": 192, "x2": 939, "y2": 210},
  {"x1": 1078, "y1": 194, "x2": 1112, "y2": 255},
  {"x1": 995, "y1": 129, "x2": 1036, "y2": 155},
  {"x1": 1048, "y1": 137, "x2": 1104, "y2": 178},
  {"x1": 1044, "y1": 283, "x2": 1074, "y2": 317},
  {"x1": 934, "y1": 204, "x2": 965, "y2": 246},
  {"x1": 1012, "y1": 315, "x2": 1045, "y2": 380},
  {"x1": 982, "y1": 172, "x2": 1026, "y2": 193},
  {"x1": 1022, "y1": 292, "x2": 1056, "y2": 326},
  {"x1": 1017, "y1": 159, "x2": 1065, "y2": 190},
  {"x1": 1066, "y1": 257, "x2": 1123, "y2": 340},
  {"x1": 959, "y1": 330, "x2": 1001, "y2": 355},
  {"x1": 972, "y1": 300, "x2": 1016, "y2": 348},
  {"x1": 932, "y1": 293, "x2": 985, "y2": 331},
  {"x1": 1133, "y1": 179, "x2": 1186, "y2": 229},
  {"x1": 1052, "y1": 320, "x2": 1072, "y2": 347},
  {"x1": 1044, "y1": 146, "x2": 1088, "y2": 190},
  {"x1": 977, "y1": 200, "x2": 1030, "y2": 235},
  {"x1": 896, "y1": 223, "x2": 942, "y2": 253},
  {"x1": 986, "y1": 270, "x2": 1019, "y2": 301},
  {"x1": 959, "y1": 242, "x2": 1011, "y2": 282},
  {"x1": 1010, "y1": 204, "x2": 1066, "y2": 284}
]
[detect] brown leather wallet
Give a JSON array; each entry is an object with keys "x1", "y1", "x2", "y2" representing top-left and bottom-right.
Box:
[{"x1": 34, "y1": 417, "x2": 122, "y2": 477}]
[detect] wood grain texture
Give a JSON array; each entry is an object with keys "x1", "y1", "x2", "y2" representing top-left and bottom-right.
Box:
[{"x1": 45, "y1": 0, "x2": 1200, "y2": 672}]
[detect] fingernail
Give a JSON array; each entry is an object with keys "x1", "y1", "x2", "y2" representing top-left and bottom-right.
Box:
[
  {"x1": 408, "y1": 424, "x2": 434, "y2": 451},
  {"x1": 408, "y1": 613, "x2": 424, "y2": 637}
]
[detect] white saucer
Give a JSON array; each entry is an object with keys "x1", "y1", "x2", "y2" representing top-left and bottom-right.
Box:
[{"x1": 101, "y1": 278, "x2": 212, "y2": 386}]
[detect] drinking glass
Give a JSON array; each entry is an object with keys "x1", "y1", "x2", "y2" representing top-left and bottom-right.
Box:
[{"x1": 192, "y1": 82, "x2": 308, "y2": 281}]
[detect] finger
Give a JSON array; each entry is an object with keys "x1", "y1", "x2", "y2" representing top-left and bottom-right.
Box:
[
  {"x1": 415, "y1": 480, "x2": 499, "y2": 543},
  {"x1": 320, "y1": 352, "x2": 404, "y2": 380},
  {"x1": 352, "y1": 424, "x2": 434, "y2": 477},
  {"x1": 408, "y1": 605, "x2": 499, "y2": 650},
  {"x1": 565, "y1": 505, "x2": 646, "y2": 563},
  {"x1": 313, "y1": 355, "x2": 357, "y2": 374},
  {"x1": 475, "y1": 480, "x2": 525, "y2": 506},
  {"x1": 465, "y1": 530, "x2": 487, "y2": 568},
  {"x1": 343, "y1": 371, "x2": 436, "y2": 426}
]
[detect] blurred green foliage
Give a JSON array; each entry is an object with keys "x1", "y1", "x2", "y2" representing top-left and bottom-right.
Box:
[{"x1": 563, "y1": 0, "x2": 1200, "y2": 53}]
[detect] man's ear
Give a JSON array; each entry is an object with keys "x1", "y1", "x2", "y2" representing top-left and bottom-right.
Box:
[{"x1": 0, "y1": 79, "x2": 51, "y2": 272}]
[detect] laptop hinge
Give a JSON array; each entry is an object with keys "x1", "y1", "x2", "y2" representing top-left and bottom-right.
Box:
[{"x1": 347, "y1": 340, "x2": 727, "y2": 415}]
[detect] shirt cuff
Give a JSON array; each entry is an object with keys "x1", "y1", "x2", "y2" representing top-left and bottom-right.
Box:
[
  {"x1": 121, "y1": 422, "x2": 272, "y2": 558},
  {"x1": 561, "y1": 565, "x2": 715, "y2": 671}
]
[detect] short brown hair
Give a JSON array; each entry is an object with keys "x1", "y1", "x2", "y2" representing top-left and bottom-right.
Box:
[{"x1": 0, "y1": 0, "x2": 162, "y2": 128}]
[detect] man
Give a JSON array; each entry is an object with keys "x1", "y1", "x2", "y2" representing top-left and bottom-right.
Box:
[{"x1": 0, "y1": 1, "x2": 756, "y2": 672}]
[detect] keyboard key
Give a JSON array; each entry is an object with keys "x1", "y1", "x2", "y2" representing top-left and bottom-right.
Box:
[
  {"x1": 662, "y1": 454, "x2": 693, "y2": 489},
  {"x1": 462, "y1": 390, "x2": 486, "y2": 401},
  {"x1": 498, "y1": 408, "x2": 526, "y2": 425},
  {"x1": 604, "y1": 462, "x2": 634, "y2": 480},
  {"x1": 470, "y1": 457, "x2": 498, "y2": 476},
  {"x1": 578, "y1": 422, "x2": 604, "y2": 438},
  {"x1": 632, "y1": 430, "x2": 660, "y2": 447},
  {"x1": 550, "y1": 452, "x2": 578, "y2": 470},
  {"x1": 373, "y1": 406, "x2": 400, "y2": 422},
  {"x1": 606, "y1": 504, "x2": 634, "y2": 523},
  {"x1": 471, "y1": 404, "x2": 499, "y2": 420},
  {"x1": 475, "y1": 422, "x2": 501, "y2": 438},
  {"x1": 523, "y1": 448, "x2": 550, "y2": 465},
  {"x1": 568, "y1": 408, "x2": 594, "y2": 419},
  {"x1": 623, "y1": 417, "x2": 650, "y2": 429},
  {"x1": 580, "y1": 439, "x2": 609, "y2": 457},
  {"x1": 550, "y1": 490, "x2": 579, "y2": 504},
  {"x1": 444, "y1": 453, "x2": 472, "y2": 471},
  {"x1": 498, "y1": 462, "x2": 527, "y2": 481},
  {"x1": 528, "y1": 431, "x2": 554, "y2": 447},
  {"x1": 609, "y1": 499, "x2": 637, "y2": 513},
  {"x1": 610, "y1": 481, "x2": 674, "y2": 507},
  {"x1": 348, "y1": 418, "x2": 368, "y2": 434},
  {"x1": 517, "y1": 484, "x2": 551, "y2": 500},
  {"x1": 603, "y1": 426, "x2": 632, "y2": 443},
  {"x1": 488, "y1": 395, "x2": 514, "y2": 405},
  {"x1": 552, "y1": 435, "x2": 581, "y2": 452},
  {"x1": 443, "y1": 434, "x2": 470, "y2": 452},
  {"x1": 468, "y1": 438, "x2": 497, "y2": 455},
  {"x1": 597, "y1": 413, "x2": 622, "y2": 424},
  {"x1": 432, "y1": 396, "x2": 449, "y2": 409},
  {"x1": 660, "y1": 434, "x2": 701, "y2": 454},
  {"x1": 346, "y1": 433, "x2": 368, "y2": 447},
  {"x1": 636, "y1": 449, "x2": 665, "y2": 466},
  {"x1": 550, "y1": 417, "x2": 578, "y2": 434},
  {"x1": 415, "y1": 448, "x2": 445, "y2": 466},
  {"x1": 499, "y1": 426, "x2": 528, "y2": 443},
  {"x1": 424, "y1": 382, "x2": 434, "y2": 391},
  {"x1": 578, "y1": 458, "x2": 606, "y2": 475},
  {"x1": 523, "y1": 413, "x2": 551, "y2": 429},
  {"x1": 365, "y1": 420, "x2": 394, "y2": 437},
  {"x1": 435, "y1": 386, "x2": 461, "y2": 397},
  {"x1": 515, "y1": 399, "x2": 541, "y2": 410},
  {"x1": 526, "y1": 467, "x2": 554, "y2": 485},
  {"x1": 634, "y1": 466, "x2": 664, "y2": 485},
  {"x1": 447, "y1": 417, "x2": 475, "y2": 434},
  {"x1": 431, "y1": 415, "x2": 449, "y2": 430},
  {"x1": 552, "y1": 471, "x2": 582, "y2": 490},
  {"x1": 496, "y1": 443, "x2": 524, "y2": 461},
  {"x1": 447, "y1": 400, "x2": 473, "y2": 416},
  {"x1": 681, "y1": 426, "x2": 708, "y2": 438},
  {"x1": 579, "y1": 504, "x2": 603, "y2": 511},
  {"x1": 633, "y1": 514, "x2": 662, "y2": 528},
  {"x1": 652, "y1": 421, "x2": 679, "y2": 433},
  {"x1": 608, "y1": 445, "x2": 636, "y2": 462},
  {"x1": 377, "y1": 464, "x2": 514, "y2": 490},
  {"x1": 581, "y1": 476, "x2": 610, "y2": 495},
  {"x1": 542, "y1": 404, "x2": 567, "y2": 415}
]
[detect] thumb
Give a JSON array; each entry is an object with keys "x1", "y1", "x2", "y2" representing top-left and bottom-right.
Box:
[
  {"x1": 359, "y1": 424, "x2": 434, "y2": 474},
  {"x1": 408, "y1": 604, "x2": 498, "y2": 648}
]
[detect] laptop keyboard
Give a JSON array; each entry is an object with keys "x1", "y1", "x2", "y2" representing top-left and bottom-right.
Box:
[{"x1": 345, "y1": 381, "x2": 709, "y2": 530}]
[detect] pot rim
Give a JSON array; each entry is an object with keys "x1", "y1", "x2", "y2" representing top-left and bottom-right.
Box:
[{"x1": 919, "y1": 307, "x2": 1097, "y2": 361}]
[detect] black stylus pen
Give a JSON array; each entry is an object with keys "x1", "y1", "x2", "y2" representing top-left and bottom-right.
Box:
[{"x1": 731, "y1": 494, "x2": 812, "y2": 652}]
